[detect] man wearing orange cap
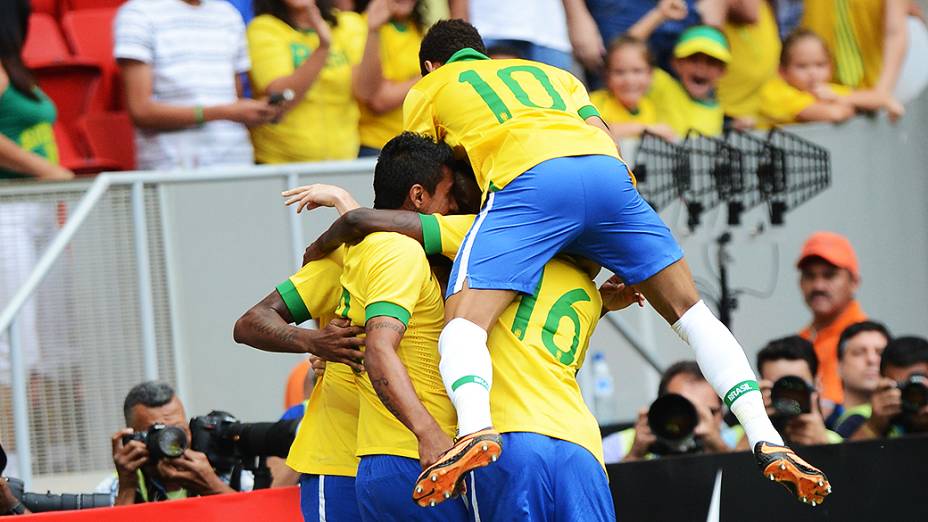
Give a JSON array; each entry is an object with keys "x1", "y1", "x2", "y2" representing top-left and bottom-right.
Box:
[{"x1": 797, "y1": 232, "x2": 867, "y2": 413}]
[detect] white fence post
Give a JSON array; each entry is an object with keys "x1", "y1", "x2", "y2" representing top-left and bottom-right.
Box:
[
  {"x1": 9, "y1": 318, "x2": 32, "y2": 486},
  {"x1": 132, "y1": 181, "x2": 159, "y2": 381}
]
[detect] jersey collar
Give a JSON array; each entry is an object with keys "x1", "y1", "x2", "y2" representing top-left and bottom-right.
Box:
[{"x1": 446, "y1": 47, "x2": 490, "y2": 64}]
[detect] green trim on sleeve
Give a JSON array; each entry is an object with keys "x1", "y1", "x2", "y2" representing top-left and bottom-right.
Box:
[
  {"x1": 578, "y1": 104, "x2": 601, "y2": 120},
  {"x1": 276, "y1": 279, "x2": 312, "y2": 324},
  {"x1": 419, "y1": 214, "x2": 442, "y2": 256},
  {"x1": 365, "y1": 301, "x2": 411, "y2": 327}
]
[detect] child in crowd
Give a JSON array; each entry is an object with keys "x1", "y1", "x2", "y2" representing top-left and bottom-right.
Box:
[
  {"x1": 589, "y1": 37, "x2": 676, "y2": 142},
  {"x1": 758, "y1": 30, "x2": 904, "y2": 127},
  {"x1": 648, "y1": 26, "x2": 730, "y2": 137}
]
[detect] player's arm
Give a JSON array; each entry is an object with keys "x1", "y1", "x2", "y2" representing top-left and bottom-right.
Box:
[
  {"x1": 303, "y1": 209, "x2": 424, "y2": 263},
  {"x1": 233, "y1": 290, "x2": 365, "y2": 371},
  {"x1": 365, "y1": 317, "x2": 452, "y2": 467}
]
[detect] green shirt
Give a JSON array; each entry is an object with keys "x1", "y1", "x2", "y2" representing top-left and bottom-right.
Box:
[{"x1": 0, "y1": 84, "x2": 59, "y2": 179}]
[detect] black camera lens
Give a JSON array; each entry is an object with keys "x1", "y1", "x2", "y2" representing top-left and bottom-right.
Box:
[
  {"x1": 770, "y1": 376, "x2": 813, "y2": 418},
  {"x1": 899, "y1": 374, "x2": 928, "y2": 415},
  {"x1": 648, "y1": 394, "x2": 699, "y2": 454},
  {"x1": 152, "y1": 426, "x2": 188, "y2": 459}
]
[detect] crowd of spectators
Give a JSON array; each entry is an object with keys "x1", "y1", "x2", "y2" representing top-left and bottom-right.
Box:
[{"x1": 3, "y1": 0, "x2": 928, "y2": 177}]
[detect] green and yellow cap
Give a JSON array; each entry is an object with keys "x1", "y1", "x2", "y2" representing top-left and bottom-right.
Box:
[{"x1": 673, "y1": 25, "x2": 731, "y2": 64}]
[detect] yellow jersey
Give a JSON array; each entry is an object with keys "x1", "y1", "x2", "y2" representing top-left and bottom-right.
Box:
[
  {"x1": 248, "y1": 11, "x2": 366, "y2": 163},
  {"x1": 277, "y1": 248, "x2": 360, "y2": 477},
  {"x1": 757, "y1": 77, "x2": 851, "y2": 127},
  {"x1": 420, "y1": 214, "x2": 606, "y2": 465},
  {"x1": 802, "y1": 0, "x2": 885, "y2": 89},
  {"x1": 718, "y1": 1, "x2": 780, "y2": 119},
  {"x1": 359, "y1": 20, "x2": 423, "y2": 150},
  {"x1": 648, "y1": 68, "x2": 723, "y2": 137},
  {"x1": 336, "y1": 232, "x2": 457, "y2": 459},
  {"x1": 589, "y1": 89, "x2": 658, "y2": 128},
  {"x1": 403, "y1": 48, "x2": 621, "y2": 194}
]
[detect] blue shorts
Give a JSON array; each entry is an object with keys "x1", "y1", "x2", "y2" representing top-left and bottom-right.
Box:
[
  {"x1": 356, "y1": 455, "x2": 469, "y2": 522},
  {"x1": 464, "y1": 432, "x2": 615, "y2": 521},
  {"x1": 299, "y1": 474, "x2": 360, "y2": 522},
  {"x1": 448, "y1": 155, "x2": 683, "y2": 296}
]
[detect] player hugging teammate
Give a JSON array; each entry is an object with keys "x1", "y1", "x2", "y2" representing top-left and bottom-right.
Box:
[{"x1": 236, "y1": 18, "x2": 832, "y2": 522}]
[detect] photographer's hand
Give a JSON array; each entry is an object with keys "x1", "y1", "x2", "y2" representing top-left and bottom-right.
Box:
[
  {"x1": 861, "y1": 378, "x2": 901, "y2": 438},
  {"x1": 624, "y1": 409, "x2": 656, "y2": 461},
  {"x1": 784, "y1": 392, "x2": 830, "y2": 446},
  {"x1": 694, "y1": 403, "x2": 729, "y2": 454},
  {"x1": 758, "y1": 379, "x2": 776, "y2": 417},
  {"x1": 111, "y1": 429, "x2": 148, "y2": 506},
  {"x1": 0, "y1": 477, "x2": 29, "y2": 514},
  {"x1": 156, "y1": 450, "x2": 233, "y2": 497}
]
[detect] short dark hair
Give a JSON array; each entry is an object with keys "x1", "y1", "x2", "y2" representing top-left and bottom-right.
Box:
[
  {"x1": 757, "y1": 335, "x2": 818, "y2": 377},
  {"x1": 123, "y1": 381, "x2": 176, "y2": 425},
  {"x1": 658, "y1": 360, "x2": 704, "y2": 397},
  {"x1": 373, "y1": 132, "x2": 453, "y2": 210},
  {"x1": 419, "y1": 19, "x2": 487, "y2": 75},
  {"x1": 837, "y1": 320, "x2": 891, "y2": 360},
  {"x1": 880, "y1": 336, "x2": 928, "y2": 374}
]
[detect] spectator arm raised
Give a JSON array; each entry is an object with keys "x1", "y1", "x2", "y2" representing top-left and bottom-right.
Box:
[
  {"x1": 448, "y1": 0, "x2": 469, "y2": 20},
  {"x1": 875, "y1": 0, "x2": 909, "y2": 95},
  {"x1": 725, "y1": 0, "x2": 761, "y2": 25}
]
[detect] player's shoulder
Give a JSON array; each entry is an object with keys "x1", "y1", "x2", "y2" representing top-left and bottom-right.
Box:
[{"x1": 354, "y1": 232, "x2": 425, "y2": 262}]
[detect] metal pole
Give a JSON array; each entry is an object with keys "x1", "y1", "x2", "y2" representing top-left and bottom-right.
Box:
[
  {"x1": 601, "y1": 314, "x2": 663, "y2": 374},
  {"x1": 286, "y1": 172, "x2": 305, "y2": 269},
  {"x1": 9, "y1": 319, "x2": 32, "y2": 486},
  {"x1": 157, "y1": 185, "x2": 187, "y2": 401},
  {"x1": 132, "y1": 182, "x2": 159, "y2": 381}
]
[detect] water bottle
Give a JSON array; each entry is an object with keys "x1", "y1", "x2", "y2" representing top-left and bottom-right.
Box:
[{"x1": 592, "y1": 352, "x2": 616, "y2": 424}]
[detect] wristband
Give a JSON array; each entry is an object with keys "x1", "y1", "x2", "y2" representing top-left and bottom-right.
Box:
[{"x1": 194, "y1": 105, "x2": 205, "y2": 125}]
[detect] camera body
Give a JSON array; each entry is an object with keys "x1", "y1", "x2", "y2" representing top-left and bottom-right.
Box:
[
  {"x1": 770, "y1": 375, "x2": 813, "y2": 419},
  {"x1": 647, "y1": 394, "x2": 703, "y2": 455},
  {"x1": 189, "y1": 410, "x2": 299, "y2": 475},
  {"x1": 898, "y1": 374, "x2": 928, "y2": 416},
  {"x1": 121, "y1": 423, "x2": 188, "y2": 462}
]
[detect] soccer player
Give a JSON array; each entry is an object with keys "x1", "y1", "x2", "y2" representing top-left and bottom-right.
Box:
[
  {"x1": 234, "y1": 241, "x2": 365, "y2": 520},
  {"x1": 401, "y1": 19, "x2": 831, "y2": 505}
]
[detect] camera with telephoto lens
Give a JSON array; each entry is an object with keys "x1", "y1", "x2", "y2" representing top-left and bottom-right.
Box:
[
  {"x1": 647, "y1": 394, "x2": 703, "y2": 455},
  {"x1": 898, "y1": 374, "x2": 928, "y2": 416},
  {"x1": 1, "y1": 443, "x2": 111, "y2": 513},
  {"x1": 189, "y1": 411, "x2": 299, "y2": 477},
  {"x1": 121, "y1": 423, "x2": 188, "y2": 461},
  {"x1": 770, "y1": 375, "x2": 813, "y2": 418}
]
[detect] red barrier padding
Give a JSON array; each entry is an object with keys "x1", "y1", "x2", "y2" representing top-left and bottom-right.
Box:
[{"x1": 24, "y1": 486, "x2": 302, "y2": 521}]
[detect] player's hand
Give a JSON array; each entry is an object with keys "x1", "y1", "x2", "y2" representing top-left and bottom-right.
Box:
[
  {"x1": 866, "y1": 377, "x2": 901, "y2": 436},
  {"x1": 111, "y1": 428, "x2": 148, "y2": 488},
  {"x1": 301, "y1": 318, "x2": 365, "y2": 372},
  {"x1": 694, "y1": 403, "x2": 729, "y2": 453},
  {"x1": 624, "y1": 408, "x2": 656, "y2": 461},
  {"x1": 282, "y1": 184, "x2": 361, "y2": 215},
  {"x1": 566, "y1": 7, "x2": 605, "y2": 71},
  {"x1": 599, "y1": 275, "x2": 644, "y2": 313},
  {"x1": 657, "y1": 0, "x2": 688, "y2": 20},
  {"x1": 416, "y1": 428, "x2": 454, "y2": 470},
  {"x1": 310, "y1": 355, "x2": 327, "y2": 379},
  {"x1": 784, "y1": 392, "x2": 830, "y2": 446},
  {"x1": 157, "y1": 450, "x2": 232, "y2": 496}
]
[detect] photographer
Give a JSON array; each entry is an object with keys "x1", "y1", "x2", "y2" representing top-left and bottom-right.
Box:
[
  {"x1": 603, "y1": 361, "x2": 736, "y2": 463},
  {"x1": 0, "y1": 476, "x2": 29, "y2": 516},
  {"x1": 95, "y1": 382, "x2": 252, "y2": 506},
  {"x1": 827, "y1": 321, "x2": 891, "y2": 437},
  {"x1": 743, "y1": 336, "x2": 841, "y2": 449},
  {"x1": 850, "y1": 336, "x2": 928, "y2": 440}
]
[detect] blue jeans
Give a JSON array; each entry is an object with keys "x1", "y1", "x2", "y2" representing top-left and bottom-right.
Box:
[{"x1": 483, "y1": 38, "x2": 573, "y2": 71}]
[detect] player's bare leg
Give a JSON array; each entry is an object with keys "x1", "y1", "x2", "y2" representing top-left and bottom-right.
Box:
[
  {"x1": 413, "y1": 283, "x2": 514, "y2": 507},
  {"x1": 637, "y1": 258, "x2": 832, "y2": 505}
]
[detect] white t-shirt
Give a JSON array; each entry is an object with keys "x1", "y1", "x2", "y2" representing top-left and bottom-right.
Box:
[
  {"x1": 468, "y1": 0, "x2": 570, "y2": 52},
  {"x1": 114, "y1": 0, "x2": 254, "y2": 170}
]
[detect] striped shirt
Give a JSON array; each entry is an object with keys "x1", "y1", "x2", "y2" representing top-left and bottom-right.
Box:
[{"x1": 114, "y1": 0, "x2": 254, "y2": 169}]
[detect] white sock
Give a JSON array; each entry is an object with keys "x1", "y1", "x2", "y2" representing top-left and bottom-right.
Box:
[
  {"x1": 438, "y1": 318, "x2": 493, "y2": 436},
  {"x1": 672, "y1": 300, "x2": 784, "y2": 450}
]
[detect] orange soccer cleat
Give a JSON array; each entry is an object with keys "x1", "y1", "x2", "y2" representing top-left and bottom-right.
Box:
[
  {"x1": 754, "y1": 441, "x2": 833, "y2": 506},
  {"x1": 412, "y1": 428, "x2": 502, "y2": 507}
]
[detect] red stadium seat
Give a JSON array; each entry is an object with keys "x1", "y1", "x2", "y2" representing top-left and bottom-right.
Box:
[
  {"x1": 30, "y1": 0, "x2": 59, "y2": 18},
  {"x1": 22, "y1": 13, "x2": 70, "y2": 66},
  {"x1": 61, "y1": 8, "x2": 120, "y2": 110},
  {"x1": 77, "y1": 112, "x2": 136, "y2": 171},
  {"x1": 32, "y1": 59, "x2": 102, "y2": 136},
  {"x1": 62, "y1": 0, "x2": 126, "y2": 11},
  {"x1": 53, "y1": 122, "x2": 121, "y2": 175}
]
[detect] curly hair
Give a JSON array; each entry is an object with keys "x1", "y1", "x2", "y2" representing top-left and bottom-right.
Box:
[{"x1": 418, "y1": 19, "x2": 486, "y2": 76}]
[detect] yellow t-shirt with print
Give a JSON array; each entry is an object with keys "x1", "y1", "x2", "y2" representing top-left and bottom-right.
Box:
[
  {"x1": 359, "y1": 20, "x2": 423, "y2": 150},
  {"x1": 276, "y1": 248, "x2": 360, "y2": 477},
  {"x1": 404, "y1": 48, "x2": 621, "y2": 195},
  {"x1": 802, "y1": 0, "x2": 885, "y2": 89},
  {"x1": 420, "y1": 213, "x2": 606, "y2": 466},
  {"x1": 589, "y1": 89, "x2": 658, "y2": 127},
  {"x1": 648, "y1": 68, "x2": 723, "y2": 137},
  {"x1": 248, "y1": 11, "x2": 366, "y2": 163},
  {"x1": 757, "y1": 77, "x2": 851, "y2": 127},
  {"x1": 718, "y1": 1, "x2": 780, "y2": 118},
  {"x1": 336, "y1": 232, "x2": 456, "y2": 459}
]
